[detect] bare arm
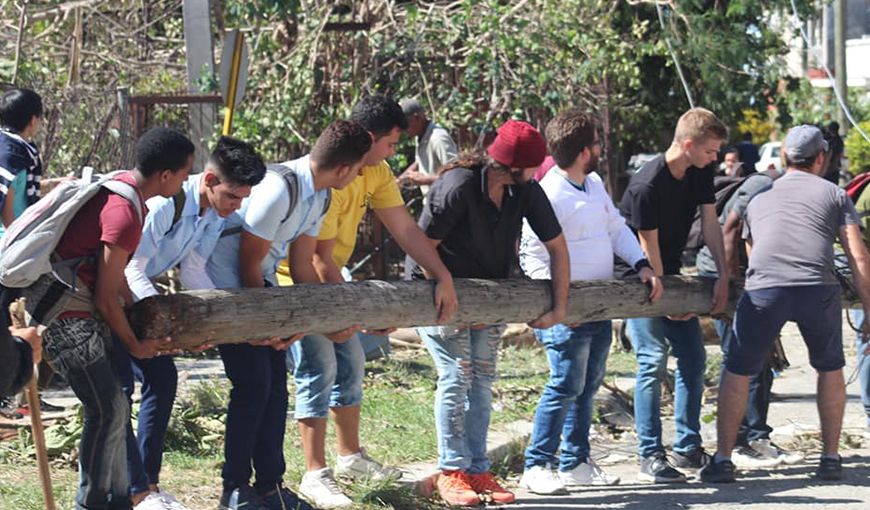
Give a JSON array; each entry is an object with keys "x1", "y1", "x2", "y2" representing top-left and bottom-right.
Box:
[
  {"x1": 288, "y1": 235, "x2": 320, "y2": 284},
  {"x1": 95, "y1": 243, "x2": 173, "y2": 359},
  {"x1": 700, "y1": 203, "x2": 730, "y2": 314},
  {"x1": 528, "y1": 233, "x2": 569, "y2": 329},
  {"x1": 312, "y1": 237, "x2": 345, "y2": 283},
  {"x1": 722, "y1": 210, "x2": 743, "y2": 277},
  {"x1": 376, "y1": 205, "x2": 458, "y2": 323},
  {"x1": 637, "y1": 229, "x2": 663, "y2": 276}
]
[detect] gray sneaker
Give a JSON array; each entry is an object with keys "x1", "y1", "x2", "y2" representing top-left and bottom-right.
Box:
[{"x1": 638, "y1": 452, "x2": 687, "y2": 483}]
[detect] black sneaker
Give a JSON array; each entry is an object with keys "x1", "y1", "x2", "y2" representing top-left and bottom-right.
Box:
[
  {"x1": 815, "y1": 456, "x2": 842, "y2": 481},
  {"x1": 638, "y1": 452, "x2": 688, "y2": 483},
  {"x1": 219, "y1": 485, "x2": 270, "y2": 510},
  {"x1": 700, "y1": 458, "x2": 736, "y2": 483},
  {"x1": 671, "y1": 447, "x2": 712, "y2": 471},
  {"x1": 262, "y1": 485, "x2": 318, "y2": 510}
]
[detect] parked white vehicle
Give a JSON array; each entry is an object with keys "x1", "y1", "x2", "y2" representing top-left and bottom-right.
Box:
[{"x1": 755, "y1": 141, "x2": 782, "y2": 172}]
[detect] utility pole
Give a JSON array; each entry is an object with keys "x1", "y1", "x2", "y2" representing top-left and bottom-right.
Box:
[
  {"x1": 834, "y1": 0, "x2": 848, "y2": 132},
  {"x1": 183, "y1": 0, "x2": 216, "y2": 171}
]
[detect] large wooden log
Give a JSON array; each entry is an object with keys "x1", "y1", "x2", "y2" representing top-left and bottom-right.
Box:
[{"x1": 127, "y1": 276, "x2": 739, "y2": 349}]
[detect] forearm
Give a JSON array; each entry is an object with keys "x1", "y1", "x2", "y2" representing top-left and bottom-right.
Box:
[
  {"x1": 396, "y1": 226, "x2": 452, "y2": 281},
  {"x1": 702, "y1": 215, "x2": 729, "y2": 278},
  {"x1": 313, "y1": 253, "x2": 344, "y2": 283},
  {"x1": 546, "y1": 241, "x2": 570, "y2": 314},
  {"x1": 638, "y1": 231, "x2": 664, "y2": 276},
  {"x1": 96, "y1": 293, "x2": 138, "y2": 349}
]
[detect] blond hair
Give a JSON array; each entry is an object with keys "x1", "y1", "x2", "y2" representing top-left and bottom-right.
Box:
[{"x1": 673, "y1": 107, "x2": 728, "y2": 143}]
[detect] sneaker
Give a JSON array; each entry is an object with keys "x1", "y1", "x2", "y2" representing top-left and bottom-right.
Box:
[
  {"x1": 298, "y1": 468, "x2": 353, "y2": 509},
  {"x1": 135, "y1": 493, "x2": 170, "y2": 510},
  {"x1": 436, "y1": 471, "x2": 480, "y2": 507},
  {"x1": 218, "y1": 485, "x2": 269, "y2": 510},
  {"x1": 815, "y1": 455, "x2": 842, "y2": 481},
  {"x1": 749, "y1": 439, "x2": 804, "y2": 465},
  {"x1": 637, "y1": 452, "x2": 687, "y2": 483},
  {"x1": 731, "y1": 444, "x2": 782, "y2": 469},
  {"x1": 262, "y1": 485, "x2": 317, "y2": 510},
  {"x1": 699, "y1": 457, "x2": 736, "y2": 483},
  {"x1": 559, "y1": 458, "x2": 620, "y2": 487},
  {"x1": 335, "y1": 447, "x2": 402, "y2": 481},
  {"x1": 467, "y1": 471, "x2": 516, "y2": 504},
  {"x1": 519, "y1": 465, "x2": 567, "y2": 495},
  {"x1": 671, "y1": 447, "x2": 711, "y2": 471}
]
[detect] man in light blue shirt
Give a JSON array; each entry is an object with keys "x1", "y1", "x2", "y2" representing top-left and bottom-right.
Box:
[
  {"x1": 207, "y1": 120, "x2": 372, "y2": 510},
  {"x1": 119, "y1": 136, "x2": 267, "y2": 510}
]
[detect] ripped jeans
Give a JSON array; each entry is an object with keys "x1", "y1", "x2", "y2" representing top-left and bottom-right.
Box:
[{"x1": 417, "y1": 324, "x2": 505, "y2": 474}]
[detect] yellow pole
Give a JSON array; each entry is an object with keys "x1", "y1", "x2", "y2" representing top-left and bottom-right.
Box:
[{"x1": 222, "y1": 30, "x2": 244, "y2": 135}]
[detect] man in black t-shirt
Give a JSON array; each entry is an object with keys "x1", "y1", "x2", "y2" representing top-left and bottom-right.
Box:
[
  {"x1": 412, "y1": 120, "x2": 570, "y2": 507},
  {"x1": 618, "y1": 108, "x2": 730, "y2": 483}
]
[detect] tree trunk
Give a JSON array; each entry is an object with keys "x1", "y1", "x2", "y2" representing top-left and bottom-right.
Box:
[{"x1": 126, "y1": 276, "x2": 736, "y2": 349}]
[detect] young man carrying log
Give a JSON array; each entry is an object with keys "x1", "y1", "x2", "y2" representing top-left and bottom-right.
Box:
[
  {"x1": 120, "y1": 137, "x2": 267, "y2": 510},
  {"x1": 205, "y1": 120, "x2": 372, "y2": 510},
  {"x1": 617, "y1": 108, "x2": 730, "y2": 483},
  {"x1": 518, "y1": 109, "x2": 663, "y2": 495},
  {"x1": 41, "y1": 128, "x2": 195, "y2": 510},
  {"x1": 413, "y1": 119, "x2": 570, "y2": 507},
  {"x1": 702, "y1": 125, "x2": 870, "y2": 483},
  {"x1": 287, "y1": 96, "x2": 458, "y2": 509}
]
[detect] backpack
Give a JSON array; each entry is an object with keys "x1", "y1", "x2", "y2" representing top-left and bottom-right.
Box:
[
  {"x1": 845, "y1": 172, "x2": 870, "y2": 203},
  {"x1": 0, "y1": 171, "x2": 143, "y2": 326},
  {"x1": 220, "y1": 163, "x2": 332, "y2": 238},
  {"x1": 684, "y1": 175, "x2": 747, "y2": 252}
]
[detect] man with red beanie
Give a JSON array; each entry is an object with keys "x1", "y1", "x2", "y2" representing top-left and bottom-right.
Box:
[{"x1": 410, "y1": 119, "x2": 570, "y2": 506}]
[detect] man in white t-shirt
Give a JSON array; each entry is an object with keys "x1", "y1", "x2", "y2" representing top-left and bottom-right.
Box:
[{"x1": 518, "y1": 109, "x2": 663, "y2": 495}]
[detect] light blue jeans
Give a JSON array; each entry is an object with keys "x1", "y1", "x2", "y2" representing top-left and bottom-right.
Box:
[
  {"x1": 524, "y1": 321, "x2": 612, "y2": 471},
  {"x1": 290, "y1": 333, "x2": 366, "y2": 419},
  {"x1": 851, "y1": 309, "x2": 870, "y2": 428},
  {"x1": 627, "y1": 317, "x2": 706, "y2": 458},
  {"x1": 418, "y1": 324, "x2": 505, "y2": 474}
]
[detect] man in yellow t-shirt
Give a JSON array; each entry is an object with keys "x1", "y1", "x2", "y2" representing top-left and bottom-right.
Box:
[{"x1": 287, "y1": 95, "x2": 459, "y2": 508}]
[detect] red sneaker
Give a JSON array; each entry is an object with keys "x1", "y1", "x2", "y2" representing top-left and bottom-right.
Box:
[
  {"x1": 468, "y1": 471, "x2": 516, "y2": 504},
  {"x1": 436, "y1": 470, "x2": 480, "y2": 507}
]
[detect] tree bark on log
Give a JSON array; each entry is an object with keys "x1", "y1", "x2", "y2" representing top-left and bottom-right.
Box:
[{"x1": 126, "y1": 276, "x2": 741, "y2": 349}]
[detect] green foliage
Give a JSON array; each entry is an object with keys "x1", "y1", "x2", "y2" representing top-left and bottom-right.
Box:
[
  {"x1": 737, "y1": 109, "x2": 777, "y2": 145},
  {"x1": 845, "y1": 121, "x2": 870, "y2": 174}
]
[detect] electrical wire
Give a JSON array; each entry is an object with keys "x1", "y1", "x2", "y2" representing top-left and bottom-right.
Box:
[
  {"x1": 788, "y1": 0, "x2": 870, "y2": 145},
  {"x1": 656, "y1": 2, "x2": 695, "y2": 109}
]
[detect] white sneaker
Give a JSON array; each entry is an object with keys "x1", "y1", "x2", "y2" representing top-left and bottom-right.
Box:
[
  {"x1": 731, "y1": 444, "x2": 782, "y2": 469},
  {"x1": 157, "y1": 489, "x2": 192, "y2": 510},
  {"x1": 134, "y1": 492, "x2": 170, "y2": 510},
  {"x1": 519, "y1": 465, "x2": 568, "y2": 495},
  {"x1": 299, "y1": 468, "x2": 354, "y2": 509},
  {"x1": 559, "y1": 458, "x2": 620, "y2": 487},
  {"x1": 335, "y1": 447, "x2": 402, "y2": 481},
  {"x1": 749, "y1": 439, "x2": 804, "y2": 465}
]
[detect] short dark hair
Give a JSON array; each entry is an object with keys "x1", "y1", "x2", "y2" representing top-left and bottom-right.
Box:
[
  {"x1": 722, "y1": 146, "x2": 740, "y2": 158},
  {"x1": 0, "y1": 88, "x2": 43, "y2": 133},
  {"x1": 134, "y1": 127, "x2": 195, "y2": 177},
  {"x1": 209, "y1": 136, "x2": 266, "y2": 186},
  {"x1": 545, "y1": 109, "x2": 597, "y2": 169},
  {"x1": 784, "y1": 154, "x2": 819, "y2": 170},
  {"x1": 350, "y1": 95, "x2": 408, "y2": 138},
  {"x1": 311, "y1": 120, "x2": 372, "y2": 169}
]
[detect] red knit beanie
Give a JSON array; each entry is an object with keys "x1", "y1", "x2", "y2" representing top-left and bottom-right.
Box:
[{"x1": 486, "y1": 120, "x2": 547, "y2": 169}]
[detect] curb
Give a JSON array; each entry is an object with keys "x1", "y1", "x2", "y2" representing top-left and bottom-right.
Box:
[{"x1": 399, "y1": 420, "x2": 534, "y2": 498}]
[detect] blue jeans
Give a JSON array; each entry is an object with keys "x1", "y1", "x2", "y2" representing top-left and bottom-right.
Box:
[
  {"x1": 852, "y1": 309, "x2": 870, "y2": 428},
  {"x1": 418, "y1": 324, "x2": 505, "y2": 474},
  {"x1": 627, "y1": 317, "x2": 706, "y2": 458},
  {"x1": 111, "y1": 337, "x2": 177, "y2": 495},
  {"x1": 218, "y1": 343, "x2": 288, "y2": 492},
  {"x1": 524, "y1": 321, "x2": 612, "y2": 471},
  {"x1": 714, "y1": 319, "x2": 773, "y2": 445},
  {"x1": 43, "y1": 318, "x2": 131, "y2": 510},
  {"x1": 290, "y1": 333, "x2": 365, "y2": 419}
]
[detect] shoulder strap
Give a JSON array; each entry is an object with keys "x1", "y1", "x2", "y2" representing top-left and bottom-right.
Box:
[
  {"x1": 321, "y1": 188, "x2": 332, "y2": 217},
  {"x1": 166, "y1": 188, "x2": 187, "y2": 235},
  {"x1": 102, "y1": 179, "x2": 144, "y2": 224},
  {"x1": 266, "y1": 163, "x2": 300, "y2": 223}
]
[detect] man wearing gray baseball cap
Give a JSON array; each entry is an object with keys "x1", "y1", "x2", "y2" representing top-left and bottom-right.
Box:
[{"x1": 701, "y1": 125, "x2": 870, "y2": 483}]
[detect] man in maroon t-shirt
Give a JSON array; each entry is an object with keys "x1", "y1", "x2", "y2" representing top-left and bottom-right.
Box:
[{"x1": 41, "y1": 127, "x2": 194, "y2": 510}]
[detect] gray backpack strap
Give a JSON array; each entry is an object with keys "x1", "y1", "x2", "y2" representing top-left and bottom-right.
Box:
[
  {"x1": 266, "y1": 163, "x2": 300, "y2": 223},
  {"x1": 102, "y1": 179, "x2": 144, "y2": 224}
]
